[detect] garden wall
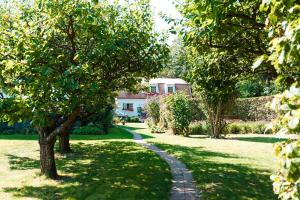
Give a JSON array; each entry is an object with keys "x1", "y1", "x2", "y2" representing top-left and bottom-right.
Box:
[{"x1": 227, "y1": 96, "x2": 276, "y2": 121}]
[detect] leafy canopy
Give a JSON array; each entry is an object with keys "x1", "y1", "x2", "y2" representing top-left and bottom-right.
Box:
[{"x1": 0, "y1": 0, "x2": 168, "y2": 127}]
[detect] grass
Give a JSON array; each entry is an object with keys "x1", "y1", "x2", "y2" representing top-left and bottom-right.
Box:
[
  {"x1": 0, "y1": 127, "x2": 172, "y2": 200},
  {"x1": 0, "y1": 127, "x2": 133, "y2": 141},
  {"x1": 124, "y1": 123, "x2": 282, "y2": 200}
]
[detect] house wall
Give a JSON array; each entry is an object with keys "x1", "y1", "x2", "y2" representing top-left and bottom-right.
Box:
[
  {"x1": 115, "y1": 98, "x2": 146, "y2": 117},
  {"x1": 175, "y1": 84, "x2": 192, "y2": 96}
]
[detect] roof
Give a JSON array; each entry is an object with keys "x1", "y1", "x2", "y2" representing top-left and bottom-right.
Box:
[{"x1": 149, "y1": 78, "x2": 188, "y2": 85}]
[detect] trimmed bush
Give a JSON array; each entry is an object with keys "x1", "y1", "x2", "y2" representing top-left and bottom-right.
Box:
[
  {"x1": 189, "y1": 121, "x2": 209, "y2": 135},
  {"x1": 0, "y1": 122, "x2": 37, "y2": 135},
  {"x1": 228, "y1": 124, "x2": 242, "y2": 134},
  {"x1": 225, "y1": 121, "x2": 272, "y2": 134},
  {"x1": 71, "y1": 125, "x2": 103, "y2": 135}
]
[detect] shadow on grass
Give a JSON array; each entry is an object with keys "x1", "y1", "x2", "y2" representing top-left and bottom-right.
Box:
[
  {"x1": 6, "y1": 154, "x2": 40, "y2": 170},
  {"x1": 229, "y1": 136, "x2": 287, "y2": 144},
  {"x1": 153, "y1": 143, "x2": 276, "y2": 200},
  {"x1": 3, "y1": 141, "x2": 172, "y2": 200}
]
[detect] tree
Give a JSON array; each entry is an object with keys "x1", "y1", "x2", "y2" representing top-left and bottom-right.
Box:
[
  {"x1": 0, "y1": 0, "x2": 168, "y2": 179},
  {"x1": 189, "y1": 52, "x2": 239, "y2": 138},
  {"x1": 174, "y1": 0, "x2": 271, "y2": 138},
  {"x1": 158, "y1": 40, "x2": 188, "y2": 79},
  {"x1": 256, "y1": 0, "x2": 300, "y2": 198}
]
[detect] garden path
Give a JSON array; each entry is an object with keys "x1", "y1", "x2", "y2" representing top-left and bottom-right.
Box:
[{"x1": 124, "y1": 128, "x2": 200, "y2": 200}]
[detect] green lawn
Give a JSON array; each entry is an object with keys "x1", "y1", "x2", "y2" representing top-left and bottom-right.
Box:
[
  {"x1": 123, "y1": 123, "x2": 281, "y2": 200},
  {"x1": 0, "y1": 127, "x2": 172, "y2": 200}
]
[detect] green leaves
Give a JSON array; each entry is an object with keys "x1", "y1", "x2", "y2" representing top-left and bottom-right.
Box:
[{"x1": 0, "y1": 0, "x2": 168, "y2": 128}]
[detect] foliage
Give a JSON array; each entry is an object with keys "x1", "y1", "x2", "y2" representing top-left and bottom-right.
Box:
[
  {"x1": 158, "y1": 40, "x2": 188, "y2": 79},
  {"x1": 268, "y1": 87, "x2": 300, "y2": 199},
  {"x1": 145, "y1": 97, "x2": 161, "y2": 126},
  {"x1": 236, "y1": 76, "x2": 278, "y2": 98},
  {"x1": 225, "y1": 121, "x2": 272, "y2": 135},
  {"x1": 174, "y1": 0, "x2": 271, "y2": 138},
  {"x1": 228, "y1": 96, "x2": 277, "y2": 121},
  {"x1": 163, "y1": 92, "x2": 192, "y2": 136},
  {"x1": 0, "y1": 122, "x2": 36, "y2": 135},
  {"x1": 189, "y1": 121, "x2": 210, "y2": 135},
  {"x1": 257, "y1": 0, "x2": 300, "y2": 86},
  {"x1": 257, "y1": 0, "x2": 300, "y2": 198},
  {"x1": 71, "y1": 125, "x2": 103, "y2": 135},
  {"x1": 189, "y1": 53, "x2": 239, "y2": 138}
]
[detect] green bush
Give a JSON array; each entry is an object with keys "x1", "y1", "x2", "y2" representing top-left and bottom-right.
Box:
[
  {"x1": 145, "y1": 97, "x2": 160, "y2": 126},
  {"x1": 163, "y1": 92, "x2": 192, "y2": 136},
  {"x1": 72, "y1": 126, "x2": 103, "y2": 135},
  {"x1": 241, "y1": 124, "x2": 252, "y2": 134},
  {"x1": 189, "y1": 121, "x2": 209, "y2": 135},
  {"x1": 189, "y1": 122, "x2": 203, "y2": 135},
  {"x1": 225, "y1": 121, "x2": 271, "y2": 134},
  {"x1": 128, "y1": 117, "x2": 140, "y2": 123},
  {"x1": 227, "y1": 124, "x2": 242, "y2": 134}
]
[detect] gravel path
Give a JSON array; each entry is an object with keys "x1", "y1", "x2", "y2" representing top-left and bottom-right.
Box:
[{"x1": 125, "y1": 129, "x2": 200, "y2": 200}]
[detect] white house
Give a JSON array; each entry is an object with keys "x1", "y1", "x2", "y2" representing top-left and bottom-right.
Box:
[{"x1": 115, "y1": 78, "x2": 191, "y2": 117}]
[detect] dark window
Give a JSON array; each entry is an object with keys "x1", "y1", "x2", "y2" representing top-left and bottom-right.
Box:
[
  {"x1": 150, "y1": 86, "x2": 157, "y2": 93},
  {"x1": 168, "y1": 87, "x2": 174, "y2": 93},
  {"x1": 123, "y1": 103, "x2": 134, "y2": 111},
  {"x1": 137, "y1": 107, "x2": 142, "y2": 113}
]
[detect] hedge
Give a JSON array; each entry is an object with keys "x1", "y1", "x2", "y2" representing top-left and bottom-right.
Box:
[{"x1": 227, "y1": 96, "x2": 276, "y2": 121}]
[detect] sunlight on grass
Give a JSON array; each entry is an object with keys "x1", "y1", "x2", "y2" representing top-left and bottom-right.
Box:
[
  {"x1": 124, "y1": 123, "x2": 279, "y2": 200},
  {"x1": 0, "y1": 127, "x2": 171, "y2": 200}
]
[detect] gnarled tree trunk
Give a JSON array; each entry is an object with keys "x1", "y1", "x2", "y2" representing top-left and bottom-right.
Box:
[
  {"x1": 59, "y1": 130, "x2": 71, "y2": 154},
  {"x1": 39, "y1": 131, "x2": 58, "y2": 179}
]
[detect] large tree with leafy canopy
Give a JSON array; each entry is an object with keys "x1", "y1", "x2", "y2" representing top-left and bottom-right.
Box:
[
  {"x1": 173, "y1": 0, "x2": 272, "y2": 137},
  {"x1": 0, "y1": 0, "x2": 168, "y2": 179}
]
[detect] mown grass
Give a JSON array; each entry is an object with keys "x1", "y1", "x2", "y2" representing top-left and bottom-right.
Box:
[
  {"x1": 0, "y1": 127, "x2": 171, "y2": 200},
  {"x1": 124, "y1": 123, "x2": 280, "y2": 200}
]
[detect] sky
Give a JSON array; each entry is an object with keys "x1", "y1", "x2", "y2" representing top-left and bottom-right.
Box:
[{"x1": 150, "y1": 0, "x2": 182, "y2": 43}]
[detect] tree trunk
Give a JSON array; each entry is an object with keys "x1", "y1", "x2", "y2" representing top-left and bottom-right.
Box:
[
  {"x1": 39, "y1": 138, "x2": 58, "y2": 179},
  {"x1": 59, "y1": 131, "x2": 71, "y2": 154},
  {"x1": 58, "y1": 107, "x2": 80, "y2": 154}
]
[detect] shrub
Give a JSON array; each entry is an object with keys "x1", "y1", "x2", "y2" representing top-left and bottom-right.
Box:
[
  {"x1": 189, "y1": 122, "x2": 203, "y2": 135},
  {"x1": 241, "y1": 124, "x2": 252, "y2": 134},
  {"x1": 128, "y1": 117, "x2": 140, "y2": 123},
  {"x1": 0, "y1": 122, "x2": 37, "y2": 135},
  {"x1": 145, "y1": 97, "x2": 160, "y2": 126},
  {"x1": 227, "y1": 124, "x2": 242, "y2": 134},
  {"x1": 71, "y1": 125, "x2": 103, "y2": 135},
  {"x1": 163, "y1": 92, "x2": 192, "y2": 136},
  {"x1": 150, "y1": 126, "x2": 165, "y2": 133},
  {"x1": 224, "y1": 121, "x2": 271, "y2": 134},
  {"x1": 189, "y1": 121, "x2": 209, "y2": 135}
]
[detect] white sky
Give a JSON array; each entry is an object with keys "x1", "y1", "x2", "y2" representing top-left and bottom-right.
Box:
[{"x1": 150, "y1": 0, "x2": 182, "y2": 44}]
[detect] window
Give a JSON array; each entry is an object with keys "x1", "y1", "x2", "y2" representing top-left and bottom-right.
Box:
[
  {"x1": 137, "y1": 107, "x2": 142, "y2": 113},
  {"x1": 167, "y1": 86, "x2": 174, "y2": 93},
  {"x1": 150, "y1": 86, "x2": 157, "y2": 93},
  {"x1": 123, "y1": 103, "x2": 134, "y2": 111}
]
